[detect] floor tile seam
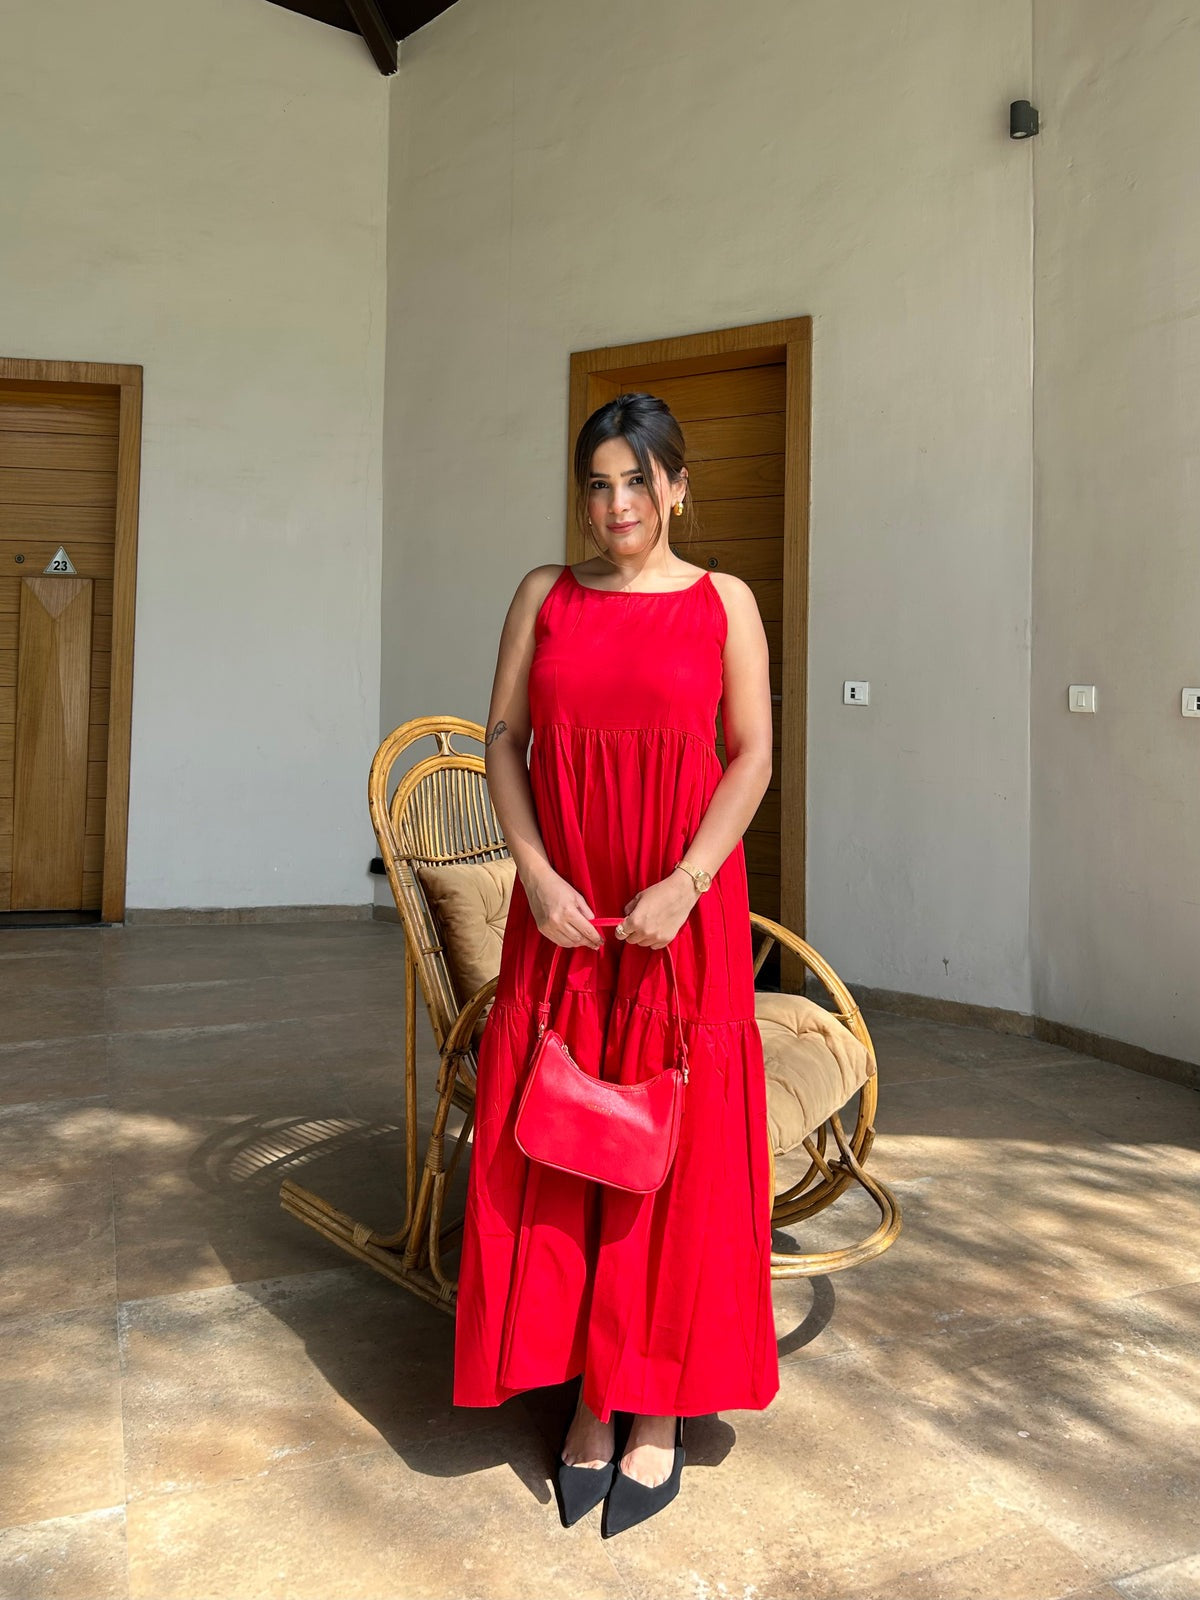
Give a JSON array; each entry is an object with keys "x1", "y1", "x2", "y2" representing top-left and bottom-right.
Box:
[
  {"x1": 100, "y1": 1007, "x2": 405, "y2": 1039},
  {"x1": 875, "y1": 1084, "x2": 1116, "y2": 1136},
  {"x1": 843, "y1": 1261, "x2": 1200, "y2": 1355},
  {"x1": 983, "y1": 1052, "x2": 1191, "y2": 1103},
  {"x1": 0, "y1": 1296, "x2": 123, "y2": 1337},
  {"x1": 983, "y1": 1048, "x2": 1150, "y2": 1075},
  {"x1": 113, "y1": 1260, "x2": 376, "y2": 1316},
  {"x1": 0, "y1": 1502, "x2": 127, "y2": 1538},
  {"x1": 946, "y1": 1189, "x2": 1194, "y2": 1280},
  {"x1": 864, "y1": 1008, "x2": 1043, "y2": 1042},
  {"x1": 119, "y1": 1438, "x2": 409, "y2": 1513},
  {"x1": 1109, "y1": 1550, "x2": 1200, "y2": 1592},
  {"x1": 0, "y1": 1036, "x2": 222, "y2": 1063},
  {"x1": 840, "y1": 1301, "x2": 1085, "y2": 1356},
  {"x1": 822, "y1": 1340, "x2": 1197, "y2": 1435},
  {"x1": 367, "y1": 1414, "x2": 560, "y2": 1472},
  {"x1": 104, "y1": 1067, "x2": 370, "y2": 1103},
  {"x1": 596, "y1": 1536, "x2": 641, "y2": 1599},
  {"x1": 111, "y1": 1256, "x2": 355, "y2": 1314},
  {"x1": 107, "y1": 1133, "x2": 134, "y2": 1544},
  {"x1": 878, "y1": 1138, "x2": 1198, "y2": 1193},
  {"x1": 892, "y1": 1049, "x2": 1106, "y2": 1075},
  {"x1": 0, "y1": 1023, "x2": 307, "y2": 1054},
  {"x1": 874, "y1": 1060, "x2": 983, "y2": 1088},
  {"x1": 107, "y1": 977, "x2": 319, "y2": 996},
  {"x1": 102, "y1": 989, "x2": 395, "y2": 1012},
  {"x1": 776, "y1": 1338, "x2": 947, "y2": 1388},
  {"x1": 951, "y1": 1067, "x2": 1175, "y2": 1145},
  {"x1": 867, "y1": 1521, "x2": 1108, "y2": 1595},
  {"x1": 872, "y1": 1040, "x2": 1113, "y2": 1075},
  {"x1": 0, "y1": 1093, "x2": 113, "y2": 1120},
  {"x1": 0, "y1": 1033, "x2": 111, "y2": 1054},
  {"x1": 1064, "y1": 1267, "x2": 1200, "y2": 1318}
]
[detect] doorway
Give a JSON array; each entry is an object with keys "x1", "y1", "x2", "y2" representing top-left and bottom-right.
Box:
[
  {"x1": 568, "y1": 318, "x2": 811, "y2": 987},
  {"x1": 0, "y1": 359, "x2": 142, "y2": 924}
]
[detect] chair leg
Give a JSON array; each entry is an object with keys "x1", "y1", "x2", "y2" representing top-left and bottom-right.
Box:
[
  {"x1": 769, "y1": 1114, "x2": 902, "y2": 1279},
  {"x1": 279, "y1": 1041, "x2": 470, "y2": 1309},
  {"x1": 278, "y1": 1180, "x2": 457, "y2": 1312}
]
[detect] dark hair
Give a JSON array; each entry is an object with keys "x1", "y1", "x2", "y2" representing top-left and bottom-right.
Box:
[{"x1": 572, "y1": 392, "x2": 698, "y2": 558}]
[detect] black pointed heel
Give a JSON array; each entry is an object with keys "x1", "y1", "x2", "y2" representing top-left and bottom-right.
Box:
[
  {"x1": 554, "y1": 1410, "x2": 624, "y2": 1528},
  {"x1": 601, "y1": 1417, "x2": 685, "y2": 1539}
]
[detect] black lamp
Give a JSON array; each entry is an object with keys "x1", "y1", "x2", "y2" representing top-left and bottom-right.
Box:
[{"x1": 1010, "y1": 100, "x2": 1040, "y2": 138}]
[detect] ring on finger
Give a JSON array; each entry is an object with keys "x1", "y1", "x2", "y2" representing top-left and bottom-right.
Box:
[{"x1": 615, "y1": 923, "x2": 628, "y2": 939}]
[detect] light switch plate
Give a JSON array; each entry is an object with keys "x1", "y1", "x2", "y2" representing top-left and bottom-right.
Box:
[
  {"x1": 1183, "y1": 688, "x2": 1200, "y2": 718},
  {"x1": 1069, "y1": 685, "x2": 1096, "y2": 713},
  {"x1": 844, "y1": 680, "x2": 870, "y2": 705}
]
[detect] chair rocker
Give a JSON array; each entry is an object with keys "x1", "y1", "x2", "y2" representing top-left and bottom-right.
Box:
[{"x1": 280, "y1": 716, "x2": 901, "y2": 1313}]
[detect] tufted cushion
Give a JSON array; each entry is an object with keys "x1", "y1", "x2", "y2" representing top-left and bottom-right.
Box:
[
  {"x1": 755, "y1": 991, "x2": 876, "y2": 1155},
  {"x1": 415, "y1": 858, "x2": 516, "y2": 1041}
]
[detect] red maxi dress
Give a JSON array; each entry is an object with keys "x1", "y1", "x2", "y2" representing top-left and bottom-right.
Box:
[{"x1": 453, "y1": 564, "x2": 779, "y2": 1422}]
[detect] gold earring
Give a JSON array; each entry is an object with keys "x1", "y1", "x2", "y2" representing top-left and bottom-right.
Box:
[{"x1": 673, "y1": 500, "x2": 684, "y2": 517}]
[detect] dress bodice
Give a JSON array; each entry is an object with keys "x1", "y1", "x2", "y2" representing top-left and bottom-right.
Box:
[{"x1": 529, "y1": 566, "x2": 727, "y2": 746}]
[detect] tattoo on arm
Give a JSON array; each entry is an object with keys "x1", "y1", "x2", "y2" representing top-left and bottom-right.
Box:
[{"x1": 485, "y1": 720, "x2": 507, "y2": 748}]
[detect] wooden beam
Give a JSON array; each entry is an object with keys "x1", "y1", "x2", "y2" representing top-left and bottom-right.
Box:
[
  {"x1": 263, "y1": 0, "x2": 358, "y2": 35},
  {"x1": 382, "y1": 1, "x2": 457, "y2": 37},
  {"x1": 344, "y1": 0, "x2": 398, "y2": 73}
]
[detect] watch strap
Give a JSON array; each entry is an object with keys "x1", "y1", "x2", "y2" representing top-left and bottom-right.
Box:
[{"x1": 674, "y1": 858, "x2": 710, "y2": 892}]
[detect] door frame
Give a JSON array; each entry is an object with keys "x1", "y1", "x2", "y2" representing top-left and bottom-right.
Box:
[
  {"x1": 568, "y1": 316, "x2": 812, "y2": 948},
  {"x1": 0, "y1": 356, "x2": 143, "y2": 922}
]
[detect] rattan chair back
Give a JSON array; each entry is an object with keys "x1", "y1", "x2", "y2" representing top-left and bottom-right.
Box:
[{"x1": 368, "y1": 715, "x2": 506, "y2": 1061}]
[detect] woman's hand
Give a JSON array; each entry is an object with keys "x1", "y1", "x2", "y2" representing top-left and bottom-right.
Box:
[
  {"x1": 618, "y1": 874, "x2": 698, "y2": 950},
  {"x1": 525, "y1": 867, "x2": 604, "y2": 949}
]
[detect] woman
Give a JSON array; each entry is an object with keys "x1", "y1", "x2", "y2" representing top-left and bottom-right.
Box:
[{"x1": 454, "y1": 392, "x2": 779, "y2": 1535}]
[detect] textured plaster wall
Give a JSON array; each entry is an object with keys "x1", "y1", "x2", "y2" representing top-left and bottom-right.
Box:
[
  {"x1": 1, "y1": 0, "x2": 389, "y2": 909},
  {"x1": 1031, "y1": 2, "x2": 1200, "y2": 1061},
  {"x1": 382, "y1": 0, "x2": 1036, "y2": 1013}
]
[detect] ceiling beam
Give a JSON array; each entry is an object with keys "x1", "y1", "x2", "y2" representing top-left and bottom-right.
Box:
[
  {"x1": 265, "y1": 0, "x2": 357, "y2": 34},
  {"x1": 344, "y1": 0, "x2": 398, "y2": 74}
]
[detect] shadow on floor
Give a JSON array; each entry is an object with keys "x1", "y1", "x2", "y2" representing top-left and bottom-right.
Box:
[{"x1": 183, "y1": 1109, "x2": 747, "y2": 1502}]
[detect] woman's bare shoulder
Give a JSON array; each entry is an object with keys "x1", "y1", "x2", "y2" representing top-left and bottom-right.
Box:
[
  {"x1": 509, "y1": 563, "x2": 566, "y2": 610},
  {"x1": 708, "y1": 569, "x2": 755, "y2": 606},
  {"x1": 709, "y1": 570, "x2": 767, "y2": 653}
]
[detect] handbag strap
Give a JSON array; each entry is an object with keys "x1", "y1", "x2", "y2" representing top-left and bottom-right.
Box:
[{"x1": 535, "y1": 916, "x2": 689, "y2": 1076}]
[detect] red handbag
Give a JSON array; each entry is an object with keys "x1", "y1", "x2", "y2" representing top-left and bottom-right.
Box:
[{"x1": 513, "y1": 916, "x2": 690, "y2": 1194}]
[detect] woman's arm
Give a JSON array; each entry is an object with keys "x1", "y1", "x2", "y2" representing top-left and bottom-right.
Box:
[
  {"x1": 677, "y1": 571, "x2": 774, "y2": 880},
  {"x1": 484, "y1": 566, "x2": 603, "y2": 950},
  {"x1": 620, "y1": 573, "x2": 772, "y2": 947}
]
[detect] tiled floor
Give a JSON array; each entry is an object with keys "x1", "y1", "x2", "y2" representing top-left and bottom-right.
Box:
[{"x1": 1, "y1": 920, "x2": 1198, "y2": 1600}]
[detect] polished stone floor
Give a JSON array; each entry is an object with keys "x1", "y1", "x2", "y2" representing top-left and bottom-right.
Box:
[{"x1": 1, "y1": 920, "x2": 1198, "y2": 1600}]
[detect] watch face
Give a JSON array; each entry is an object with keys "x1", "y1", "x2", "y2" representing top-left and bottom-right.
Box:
[{"x1": 696, "y1": 871, "x2": 711, "y2": 891}]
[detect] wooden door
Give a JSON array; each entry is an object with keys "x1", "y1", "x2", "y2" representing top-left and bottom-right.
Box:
[
  {"x1": 11, "y1": 577, "x2": 95, "y2": 909},
  {"x1": 569, "y1": 320, "x2": 811, "y2": 979},
  {"x1": 0, "y1": 363, "x2": 141, "y2": 920}
]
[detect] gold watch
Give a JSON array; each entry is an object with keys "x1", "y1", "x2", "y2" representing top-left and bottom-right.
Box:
[{"x1": 674, "y1": 858, "x2": 712, "y2": 894}]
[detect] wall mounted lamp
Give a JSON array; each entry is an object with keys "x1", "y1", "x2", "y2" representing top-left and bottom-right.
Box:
[{"x1": 1010, "y1": 100, "x2": 1040, "y2": 138}]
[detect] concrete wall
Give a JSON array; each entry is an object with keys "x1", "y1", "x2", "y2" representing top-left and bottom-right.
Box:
[
  {"x1": 382, "y1": 0, "x2": 1037, "y2": 1013},
  {"x1": 1, "y1": 0, "x2": 389, "y2": 909},
  {"x1": 8, "y1": 0, "x2": 1186, "y2": 1058},
  {"x1": 1031, "y1": 2, "x2": 1200, "y2": 1061}
]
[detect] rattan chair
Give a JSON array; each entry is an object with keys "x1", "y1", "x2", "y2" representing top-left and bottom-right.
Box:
[{"x1": 280, "y1": 715, "x2": 901, "y2": 1313}]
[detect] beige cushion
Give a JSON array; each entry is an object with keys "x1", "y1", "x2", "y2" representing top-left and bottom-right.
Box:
[
  {"x1": 415, "y1": 858, "x2": 516, "y2": 1040},
  {"x1": 756, "y1": 991, "x2": 876, "y2": 1155}
]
